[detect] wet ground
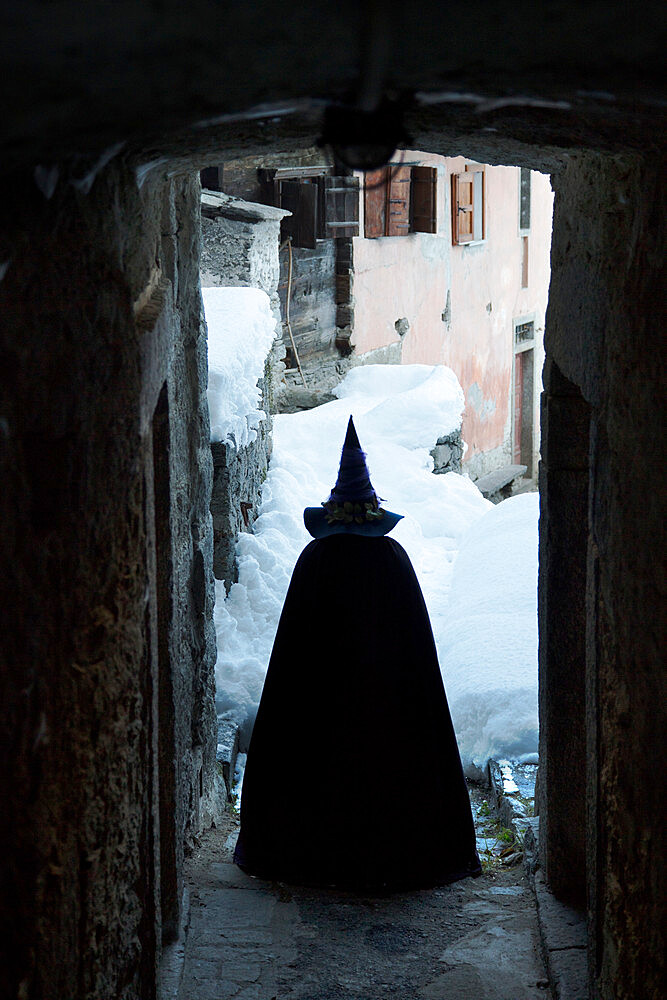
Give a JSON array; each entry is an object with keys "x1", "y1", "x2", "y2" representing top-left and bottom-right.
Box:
[{"x1": 175, "y1": 786, "x2": 551, "y2": 1000}]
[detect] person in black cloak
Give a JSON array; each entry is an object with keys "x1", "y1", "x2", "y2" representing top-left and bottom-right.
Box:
[{"x1": 233, "y1": 416, "x2": 481, "y2": 890}]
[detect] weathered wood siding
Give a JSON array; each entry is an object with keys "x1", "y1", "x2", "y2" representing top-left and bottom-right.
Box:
[{"x1": 278, "y1": 241, "x2": 338, "y2": 363}]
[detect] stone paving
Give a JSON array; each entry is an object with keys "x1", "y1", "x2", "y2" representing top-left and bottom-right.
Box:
[{"x1": 176, "y1": 790, "x2": 552, "y2": 1000}]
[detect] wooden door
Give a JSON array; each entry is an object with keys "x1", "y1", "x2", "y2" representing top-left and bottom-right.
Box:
[{"x1": 514, "y1": 352, "x2": 524, "y2": 464}]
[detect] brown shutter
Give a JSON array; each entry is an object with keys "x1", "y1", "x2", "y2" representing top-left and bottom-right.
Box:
[
  {"x1": 364, "y1": 167, "x2": 388, "y2": 238},
  {"x1": 411, "y1": 166, "x2": 437, "y2": 233},
  {"x1": 452, "y1": 173, "x2": 474, "y2": 244},
  {"x1": 386, "y1": 164, "x2": 411, "y2": 237},
  {"x1": 323, "y1": 176, "x2": 360, "y2": 238},
  {"x1": 279, "y1": 180, "x2": 318, "y2": 249}
]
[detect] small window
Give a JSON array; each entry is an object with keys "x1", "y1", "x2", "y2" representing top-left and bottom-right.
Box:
[
  {"x1": 411, "y1": 166, "x2": 438, "y2": 234},
  {"x1": 278, "y1": 179, "x2": 319, "y2": 249},
  {"x1": 452, "y1": 165, "x2": 485, "y2": 245},
  {"x1": 514, "y1": 319, "x2": 535, "y2": 346},
  {"x1": 200, "y1": 166, "x2": 223, "y2": 191},
  {"x1": 363, "y1": 165, "x2": 437, "y2": 238},
  {"x1": 519, "y1": 168, "x2": 531, "y2": 232}
]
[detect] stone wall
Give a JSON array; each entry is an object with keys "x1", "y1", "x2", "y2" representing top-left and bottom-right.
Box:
[
  {"x1": 203, "y1": 155, "x2": 353, "y2": 387},
  {"x1": 0, "y1": 7, "x2": 665, "y2": 1000},
  {"x1": 0, "y1": 164, "x2": 220, "y2": 999},
  {"x1": 430, "y1": 430, "x2": 464, "y2": 475},
  {"x1": 540, "y1": 152, "x2": 665, "y2": 1000},
  {"x1": 200, "y1": 192, "x2": 286, "y2": 584},
  {"x1": 210, "y1": 417, "x2": 272, "y2": 587}
]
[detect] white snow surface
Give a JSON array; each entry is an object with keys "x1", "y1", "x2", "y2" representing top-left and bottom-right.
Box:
[
  {"x1": 204, "y1": 286, "x2": 277, "y2": 447},
  {"x1": 213, "y1": 362, "x2": 539, "y2": 773},
  {"x1": 437, "y1": 492, "x2": 540, "y2": 776}
]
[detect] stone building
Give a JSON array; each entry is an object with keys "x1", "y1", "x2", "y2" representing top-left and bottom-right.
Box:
[
  {"x1": 208, "y1": 152, "x2": 553, "y2": 480},
  {"x1": 0, "y1": 4, "x2": 664, "y2": 1000},
  {"x1": 199, "y1": 190, "x2": 288, "y2": 587}
]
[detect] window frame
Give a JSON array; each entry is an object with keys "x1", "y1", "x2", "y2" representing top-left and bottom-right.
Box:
[
  {"x1": 451, "y1": 164, "x2": 486, "y2": 246},
  {"x1": 518, "y1": 167, "x2": 532, "y2": 235}
]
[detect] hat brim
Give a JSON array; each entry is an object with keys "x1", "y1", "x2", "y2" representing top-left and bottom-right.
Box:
[{"x1": 304, "y1": 507, "x2": 404, "y2": 539}]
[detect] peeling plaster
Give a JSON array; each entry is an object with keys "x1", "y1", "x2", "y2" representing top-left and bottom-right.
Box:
[{"x1": 468, "y1": 381, "x2": 497, "y2": 420}]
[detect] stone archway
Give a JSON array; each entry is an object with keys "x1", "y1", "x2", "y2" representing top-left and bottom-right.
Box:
[{"x1": 0, "y1": 6, "x2": 664, "y2": 998}]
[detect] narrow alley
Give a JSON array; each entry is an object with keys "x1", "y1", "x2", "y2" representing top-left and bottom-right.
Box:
[
  {"x1": 2, "y1": 7, "x2": 664, "y2": 1000},
  {"x1": 174, "y1": 793, "x2": 550, "y2": 1000}
]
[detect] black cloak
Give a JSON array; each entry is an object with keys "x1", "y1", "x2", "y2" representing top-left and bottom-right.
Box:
[{"x1": 233, "y1": 533, "x2": 481, "y2": 890}]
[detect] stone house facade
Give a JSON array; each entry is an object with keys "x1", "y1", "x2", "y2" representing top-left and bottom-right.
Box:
[{"x1": 212, "y1": 151, "x2": 553, "y2": 480}]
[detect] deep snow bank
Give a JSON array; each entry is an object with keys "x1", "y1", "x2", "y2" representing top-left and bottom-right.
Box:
[
  {"x1": 212, "y1": 361, "x2": 539, "y2": 773},
  {"x1": 438, "y1": 492, "x2": 539, "y2": 777},
  {"x1": 204, "y1": 286, "x2": 276, "y2": 447}
]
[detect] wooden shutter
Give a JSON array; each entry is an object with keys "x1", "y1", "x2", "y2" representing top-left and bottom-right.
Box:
[
  {"x1": 411, "y1": 166, "x2": 437, "y2": 233},
  {"x1": 452, "y1": 172, "x2": 474, "y2": 244},
  {"x1": 279, "y1": 180, "x2": 318, "y2": 249},
  {"x1": 364, "y1": 167, "x2": 388, "y2": 238},
  {"x1": 323, "y1": 176, "x2": 359, "y2": 238},
  {"x1": 386, "y1": 165, "x2": 411, "y2": 237}
]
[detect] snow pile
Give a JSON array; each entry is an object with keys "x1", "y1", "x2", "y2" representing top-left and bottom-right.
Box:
[
  {"x1": 333, "y1": 363, "x2": 465, "y2": 449},
  {"x1": 214, "y1": 362, "x2": 539, "y2": 773},
  {"x1": 437, "y1": 492, "x2": 539, "y2": 777},
  {"x1": 203, "y1": 286, "x2": 276, "y2": 447},
  {"x1": 214, "y1": 363, "x2": 485, "y2": 748}
]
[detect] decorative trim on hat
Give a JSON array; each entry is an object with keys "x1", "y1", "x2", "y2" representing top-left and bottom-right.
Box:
[
  {"x1": 323, "y1": 497, "x2": 385, "y2": 526},
  {"x1": 304, "y1": 507, "x2": 403, "y2": 539}
]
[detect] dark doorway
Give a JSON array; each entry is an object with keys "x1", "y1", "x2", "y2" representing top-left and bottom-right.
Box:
[{"x1": 538, "y1": 359, "x2": 590, "y2": 906}]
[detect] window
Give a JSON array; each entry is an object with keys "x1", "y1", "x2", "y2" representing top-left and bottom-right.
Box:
[
  {"x1": 363, "y1": 165, "x2": 437, "y2": 238},
  {"x1": 451, "y1": 164, "x2": 485, "y2": 245},
  {"x1": 200, "y1": 166, "x2": 223, "y2": 191},
  {"x1": 514, "y1": 318, "x2": 535, "y2": 347},
  {"x1": 259, "y1": 167, "x2": 359, "y2": 249},
  {"x1": 519, "y1": 168, "x2": 531, "y2": 233}
]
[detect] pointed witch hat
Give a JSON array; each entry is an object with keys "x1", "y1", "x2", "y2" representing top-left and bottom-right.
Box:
[{"x1": 303, "y1": 416, "x2": 403, "y2": 538}]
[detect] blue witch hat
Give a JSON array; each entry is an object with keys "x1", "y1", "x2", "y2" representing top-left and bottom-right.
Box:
[{"x1": 303, "y1": 416, "x2": 403, "y2": 538}]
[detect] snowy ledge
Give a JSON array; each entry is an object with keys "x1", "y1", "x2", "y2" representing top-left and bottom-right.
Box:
[
  {"x1": 213, "y1": 361, "x2": 539, "y2": 779},
  {"x1": 201, "y1": 189, "x2": 290, "y2": 224},
  {"x1": 203, "y1": 286, "x2": 278, "y2": 449}
]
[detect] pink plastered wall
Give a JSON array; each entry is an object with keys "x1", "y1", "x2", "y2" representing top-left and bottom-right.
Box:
[{"x1": 351, "y1": 153, "x2": 553, "y2": 473}]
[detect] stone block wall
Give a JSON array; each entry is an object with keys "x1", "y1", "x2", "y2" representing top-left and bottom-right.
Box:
[
  {"x1": 200, "y1": 192, "x2": 286, "y2": 584},
  {"x1": 211, "y1": 420, "x2": 272, "y2": 587},
  {"x1": 0, "y1": 163, "x2": 220, "y2": 999},
  {"x1": 540, "y1": 151, "x2": 666, "y2": 1000},
  {"x1": 430, "y1": 430, "x2": 464, "y2": 474}
]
